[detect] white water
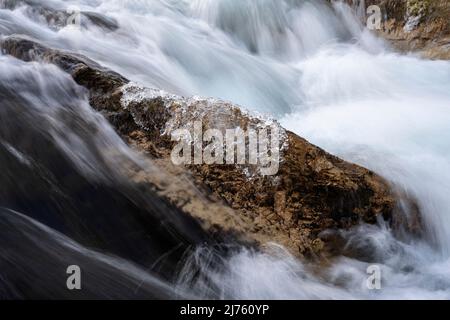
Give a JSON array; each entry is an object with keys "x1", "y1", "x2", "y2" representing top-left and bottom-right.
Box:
[{"x1": 2, "y1": 0, "x2": 450, "y2": 299}]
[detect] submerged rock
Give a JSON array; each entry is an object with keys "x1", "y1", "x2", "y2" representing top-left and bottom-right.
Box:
[
  {"x1": 1, "y1": 36, "x2": 411, "y2": 257},
  {"x1": 0, "y1": 0, "x2": 119, "y2": 31}
]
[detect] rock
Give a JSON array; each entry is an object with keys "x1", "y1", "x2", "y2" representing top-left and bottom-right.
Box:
[
  {"x1": 345, "y1": 0, "x2": 450, "y2": 59},
  {"x1": 1, "y1": 36, "x2": 411, "y2": 257},
  {"x1": 0, "y1": 0, "x2": 119, "y2": 31}
]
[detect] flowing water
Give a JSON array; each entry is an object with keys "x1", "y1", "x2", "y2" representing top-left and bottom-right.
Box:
[{"x1": 1, "y1": 0, "x2": 450, "y2": 299}]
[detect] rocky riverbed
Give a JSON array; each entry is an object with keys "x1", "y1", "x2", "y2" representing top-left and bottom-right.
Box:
[{"x1": 2, "y1": 0, "x2": 449, "y2": 299}]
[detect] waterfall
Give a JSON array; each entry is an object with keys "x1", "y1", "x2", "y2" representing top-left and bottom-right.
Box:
[{"x1": 1, "y1": 0, "x2": 450, "y2": 299}]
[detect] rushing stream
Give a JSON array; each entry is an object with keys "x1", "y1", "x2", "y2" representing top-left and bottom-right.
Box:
[{"x1": 1, "y1": 0, "x2": 450, "y2": 299}]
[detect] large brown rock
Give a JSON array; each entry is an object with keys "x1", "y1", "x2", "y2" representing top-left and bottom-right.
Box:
[{"x1": 1, "y1": 36, "x2": 405, "y2": 257}]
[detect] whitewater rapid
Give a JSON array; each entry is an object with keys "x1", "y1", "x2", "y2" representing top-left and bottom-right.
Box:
[{"x1": 2, "y1": 0, "x2": 450, "y2": 299}]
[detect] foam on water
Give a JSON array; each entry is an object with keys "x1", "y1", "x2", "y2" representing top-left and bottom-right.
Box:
[{"x1": 2, "y1": 0, "x2": 450, "y2": 299}]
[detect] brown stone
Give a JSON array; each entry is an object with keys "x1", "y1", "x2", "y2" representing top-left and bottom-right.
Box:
[
  {"x1": 0, "y1": 36, "x2": 418, "y2": 257},
  {"x1": 344, "y1": 0, "x2": 450, "y2": 60}
]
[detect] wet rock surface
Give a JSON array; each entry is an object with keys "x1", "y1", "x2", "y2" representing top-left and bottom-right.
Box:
[
  {"x1": 1, "y1": 36, "x2": 407, "y2": 257},
  {"x1": 0, "y1": 0, "x2": 119, "y2": 31},
  {"x1": 350, "y1": 0, "x2": 450, "y2": 59}
]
